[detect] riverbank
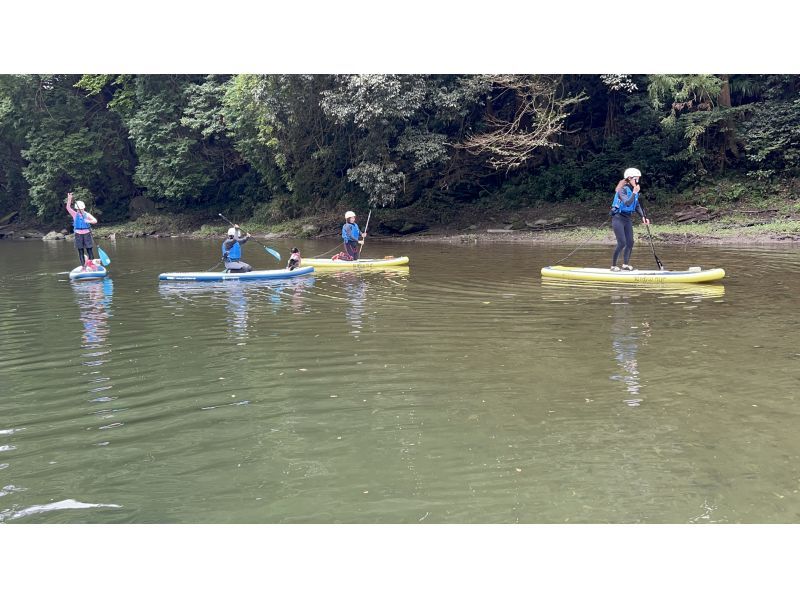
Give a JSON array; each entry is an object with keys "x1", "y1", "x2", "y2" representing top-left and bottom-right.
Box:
[{"x1": 3, "y1": 189, "x2": 800, "y2": 245}]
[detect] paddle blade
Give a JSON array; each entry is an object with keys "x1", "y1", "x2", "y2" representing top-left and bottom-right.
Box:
[
  {"x1": 264, "y1": 246, "x2": 281, "y2": 261},
  {"x1": 97, "y1": 246, "x2": 111, "y2": 266}
]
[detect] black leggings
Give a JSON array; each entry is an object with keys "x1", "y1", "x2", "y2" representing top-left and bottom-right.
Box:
[
  {"x1": 612, "y1": 214, "x2": 634, "y2": 266},
  {"x1": 78, "y1": 247, "x2": 95, "y2": 266},
  {"x1": 344, "y1": 241, "x2": 361, "y2": 260}
]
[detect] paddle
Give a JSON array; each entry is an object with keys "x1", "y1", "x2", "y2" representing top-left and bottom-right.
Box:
[
  {"x1": 218, "y1": 214, "x2": 281, "y2": 261},
  {"x1": 97, "y1": 246, "x2": 111, "y2": 267},
  {"x1": 639, "y1": 201, "x2": 664, "y2": 271},
  {"x1": 359, "y1": 209, "x2": 372, "y2": 254}
]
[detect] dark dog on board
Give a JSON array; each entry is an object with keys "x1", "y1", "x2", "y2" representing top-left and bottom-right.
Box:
[{"x1": 287, "y1": 248, "x2": 302, "y2": 270}]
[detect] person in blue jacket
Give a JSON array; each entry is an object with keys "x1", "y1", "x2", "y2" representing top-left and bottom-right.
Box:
[
  {"x1": 341, "y1": 210, "x2": 366, "y2": 260},
  {"x1": 610, "y1": 168, "x2": 651, "y2": 271},
  {"x1": 222, "y1": 225, "x2": 252, "y2": 272}
]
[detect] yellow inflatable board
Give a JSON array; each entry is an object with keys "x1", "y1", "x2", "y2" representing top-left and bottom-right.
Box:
[
  {"x1": 302, "y1": 256, "x2": 410, "y2": 268},
  {"x1": 541, "y1": 265, "x2": 725, "y2": 284}
]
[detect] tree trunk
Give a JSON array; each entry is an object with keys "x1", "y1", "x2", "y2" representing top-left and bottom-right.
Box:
[
  {"x1": 717, "y1": 75, "x2": 738, "y2": 161},
  {"x1": 604, "y1": 93, "x2": 618, "y2": 140},
  {"x1": 718, "y1": 74, "x2": 731, "y2": 107}
]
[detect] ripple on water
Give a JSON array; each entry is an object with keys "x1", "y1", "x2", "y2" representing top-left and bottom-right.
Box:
[
  {"x1": 2, "y1": 240, "x2": 800, "y2": 523},
  {"x1": 0, "y1": 499, "x2": 122, "y2": 523}
]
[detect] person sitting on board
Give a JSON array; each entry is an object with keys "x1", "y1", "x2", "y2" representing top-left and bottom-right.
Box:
[
  {"x1": 609, "y1": 168, "x2": 651, "y2": 272},
  {"x1": 341, "y1": 210, "x2": 366, "y2": 260},
  {"x1": 287, "y1": 247, "x2": 302, "y2": 270},
  {"x1": 66, "y1": 192, "x2": 99, "y2": 271},
  {"x1": 222, "y1": 225, "x2": 253, "y2": 273}
]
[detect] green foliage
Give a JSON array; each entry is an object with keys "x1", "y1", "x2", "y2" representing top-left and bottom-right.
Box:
[
  {"x1": 3, "y1": 75, "x2": 137, "y2": 222},
  {"x1": 2, "y1": 73, "x2": 800, "y2": 227},
  {"x1": 346, "y1": 162, "x2": 406, "y2": 207},
  {"x1": 120, "y1": 78, "x2": 212, "y2": 202},
  {"x1": 22, "y1": 127, "x2": 102, "y2": 215},
  {"x1": 397, "y1": 130, "x2": 449, "y2": 170},
  {"x1": 0, "y1": 76, "x2": 32, "y2": 216},
  {"x1": 319, "y1": 75, "x2": 487, "y2": 206},
  {"x1": 648, "y1": 74, "x2": 723, "y2": 113},
  {"x1": 181, "y1": 75, "x2": 229, "y2": 139},
  {"x1": 741, "y1": 98, "x2": 800, "y2": 175}
]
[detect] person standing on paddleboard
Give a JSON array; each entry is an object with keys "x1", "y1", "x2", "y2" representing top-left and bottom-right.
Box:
[
  {"x1": 342, "y1": 210, "x2": 366, "y2": 260},
  {"x1": 66, "y1": 192, "x2": 99, "y2": 271},
  {"x1": 610, "y1": 168, "x2": 651, "y2": 271},
  {"x1": 222, "y1": 225, "x2": 253, "y2": 273}
]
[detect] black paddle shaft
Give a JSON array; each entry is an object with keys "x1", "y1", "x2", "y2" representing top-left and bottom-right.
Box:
[
  {"x1": 218, "y1": 213, "x2": 281, "y2": 260},
  {"x1": 218, "y1": 213, "x2": 253, "y2": 240},
  {"x1": 638, "y1": 201, "x2": 665, "y2": 271}
]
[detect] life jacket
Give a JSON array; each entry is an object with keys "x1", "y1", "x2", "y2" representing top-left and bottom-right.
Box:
[
  {"x1": 342, "y1": 222, "x2": 360, "y2": 242},
  {"x1": 222, "y1": 239, "x2": 242, "y2": 260},
  {"x1": 611, "y1": 185, "x2": 638, "y2": 215},
  {"x1": 332, "y1": 251, "x2": 353, "y2": 261},
  {"x1": 74, "y1": 212, "x2": 91, "y2": 231}
]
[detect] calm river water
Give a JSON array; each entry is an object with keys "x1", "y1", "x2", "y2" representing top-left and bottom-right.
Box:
[{"x1": 1, "y1": 237, "x2": 799, "y2": 523}]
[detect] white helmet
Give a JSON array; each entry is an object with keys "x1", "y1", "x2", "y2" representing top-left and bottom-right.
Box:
[
  {"x1": 227, "y1": 227, "x2": 237, "y2": 236},
  {"x1": 345, "y1": 211, "x2": 356, "y2": 219},
  {"x1": 75, "y1": 200, "x2": 86, "y2": 210},
  {"x1": 623, "y1": 168, "x2": 642, "y2": 179}
]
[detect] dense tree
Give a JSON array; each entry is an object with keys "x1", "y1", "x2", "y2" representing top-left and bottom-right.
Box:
[
  {"x1": 1, "y1": 75, "x2": 136, "y2": 223},
  {"x1": 459, "y1": 75, "x2": 585, "y2": 171},
  {"x1": 320, "y1": 74, "x2": 488, "y2": 206},
  {"x1": 1, "y1": 73, "x2": 798, "y2": 227}
]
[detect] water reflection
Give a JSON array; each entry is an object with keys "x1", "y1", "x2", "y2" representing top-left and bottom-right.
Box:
[
  {"x1": 318, "y1": 268, "x2": 410, "y2": 338},
  {"x1": 72, "y1": 278, "x2": 113, "y2": 352},
  {"x1": 336, "y1": 271, "x2": 367, "y2": 337},
  {"x1": 609, "y1": 295, "x2": 650, "y2": 405},
  {"x1": 540, "y1": 279, "x2": 726, "y2": 406},
  {"x1": 71, "y1": 278, "x2": 119, "y2": 433},
  {"x1": 157, "y1": 277, "x2": 317, "y2": 337},
  {"x1": 256, "y1": 277, "x2": 317, "y2": 316},
  {"x1": 540, "y1": 279, "x2": 726, "y2": 301},
  {"x1": 227, "y1": 282, "x2": 249, "y2": 340}
]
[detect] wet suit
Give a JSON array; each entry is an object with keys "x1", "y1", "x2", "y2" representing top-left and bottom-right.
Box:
[
  {"x1": 222, "y1": 235, "x2": 253, "y2": 272},
  {"x1": 342, "y1": 222, "x2": 362, "y2": 260},
  {"x1": 611, "y1": 182, "x2": 645, "y2": 267}
]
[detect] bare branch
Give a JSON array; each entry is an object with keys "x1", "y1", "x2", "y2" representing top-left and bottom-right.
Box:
[{"x1": 458, "y1": 75, "x2": 585, "y2": 171}]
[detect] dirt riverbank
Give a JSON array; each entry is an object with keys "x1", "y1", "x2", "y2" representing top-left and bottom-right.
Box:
[{"x1": 3, "y1": 196, "x2": 800, "y2": 246}]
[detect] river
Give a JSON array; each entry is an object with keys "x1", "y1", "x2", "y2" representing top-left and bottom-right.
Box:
[{"x1": 1, "y1": 237, "x2": 799, "y2": 523}]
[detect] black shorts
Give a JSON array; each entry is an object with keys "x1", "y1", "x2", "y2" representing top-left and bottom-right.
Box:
[{"x1": 74, "y1": 232, "x2": 94, "y2": 249}]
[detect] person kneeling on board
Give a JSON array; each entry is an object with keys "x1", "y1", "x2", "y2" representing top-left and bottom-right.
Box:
[
  {"x1": 287, "y1": 247, "x2": 301, "y2": 270},
  {"x1": 222, "y1": 225, "x2": 253, "y2": 273},
  {"x1": 342, "y1": 210, "x2": 366, "y2": 260}
]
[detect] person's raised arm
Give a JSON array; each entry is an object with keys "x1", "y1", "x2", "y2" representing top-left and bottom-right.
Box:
[{"x1": 65, "y1": 192, "x2": 76, "y2": 217}]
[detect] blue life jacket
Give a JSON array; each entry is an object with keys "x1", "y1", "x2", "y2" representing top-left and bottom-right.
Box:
[
  {"x1": 342, "y1": 222, "x2": 361, "y2": 243},
  {"x1": 611, "y1": 186, "x2": 639, "y2": 215},
  {"x1": 74, "y1": 212, "x2": 91, "y2": 231},
  {"x1": 222, "y1": 239, "x2": 242, "y2": 260}
]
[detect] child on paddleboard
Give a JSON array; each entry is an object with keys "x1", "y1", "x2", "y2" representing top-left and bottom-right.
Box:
[
  {"x1": 609, "y1": 168, "x2": 651, "y2": 271},
  {"x1": 341, "y1": 210, "x2": 366, "y2": 260},
  {"x1": 222, "y1": 225, "x2": 253, "y2": 273},
  {"x1": 66, "y1": 192, "x2": 99, "y2": 271}
]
